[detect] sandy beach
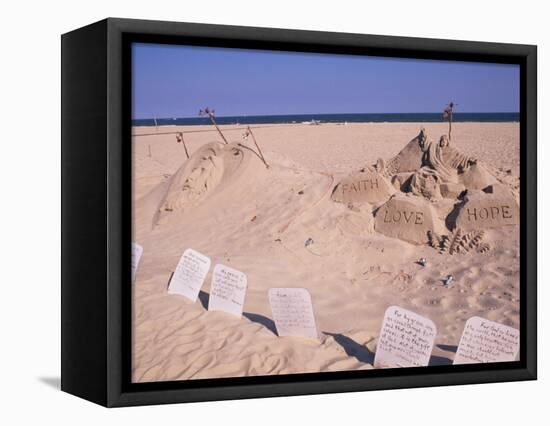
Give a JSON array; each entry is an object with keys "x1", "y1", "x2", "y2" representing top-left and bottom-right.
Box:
[{"x1": 131, "y1": 122, "x2": 520, "y2": 382}]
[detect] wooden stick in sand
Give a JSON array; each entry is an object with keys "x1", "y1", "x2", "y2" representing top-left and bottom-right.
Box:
[
  {"x1": 246, "y1": 126, "x2": 269, "y2": 168},
  {"x1": 443, "y1": 101, "x2": 454, "y2": 141},
  {"x1": 241, "y1": 126, "x2": 269, "y2": 169},
  {"x1": 176, "y1": 132, "x2": 190, "y2": 159},
  {"x1": 199, "y1": 107, "x2": 228, "y2": 144}
]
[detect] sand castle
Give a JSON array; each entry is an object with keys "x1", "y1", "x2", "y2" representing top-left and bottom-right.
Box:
[{"x1": 332, "y1": 127, "x2": 519, "y2": 247}]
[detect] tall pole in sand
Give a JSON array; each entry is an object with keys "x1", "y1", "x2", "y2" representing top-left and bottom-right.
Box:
[
  {"x1": 240, "y1": 127, "x2": 269, "y2": 169},
  {"x1": 448, "y1": 111, "x2": 453, "y2": 141},
  {"x1": 176, "y1": 132, "x2": 190, "y2": 159},
  {"x1": 246, "y1": 126, "x2": 269, "y2": 169},
  {"x1": 443, "y1": 102, "x2": 454, "y2": 141},
  {"x1": 199, "y1": 107, "x2": 228, "y2": 144}
]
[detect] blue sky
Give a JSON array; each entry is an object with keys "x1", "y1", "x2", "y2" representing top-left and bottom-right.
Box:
[{"x1": 132, "y1": 43, "x2": 519, "y2": 119}]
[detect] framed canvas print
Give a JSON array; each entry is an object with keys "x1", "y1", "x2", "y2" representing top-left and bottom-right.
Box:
[{"x1": 61, "y1": 18, "x2": 537, "y2": 407}]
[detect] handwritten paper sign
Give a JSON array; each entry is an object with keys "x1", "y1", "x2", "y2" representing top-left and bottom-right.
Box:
[
  {"x1": 374, "y1": 306, "x2": 437, "y2": 368},
  {"x1": 268, "y1": 288, "x2": 318, "y2": 339},
  {"x1": 453, "y1": 317, "x2": 520, "y2": 364},
  {"x1": 131, "y1": 243, "x2": 143, "y2": 282},
  {"x1": 208, "y1": 264, "x2": 248, "y2": 317},
  {"x1": 168, "y1": 248, "x2": 211, "y2": 302}
]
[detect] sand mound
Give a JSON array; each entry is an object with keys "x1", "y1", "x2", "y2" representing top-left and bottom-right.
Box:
[
  {"x1": 459, "y1": 163, "x2": 498, "y2": 190},
  {"x1": 378, "y1": 128, "x2": 426, "y2": 175},
  {"x1": 154, "y1": 142, "x2": 268, "y2": 225},
  {"x1": 337, "y1": 204, "x2": 375, "y2": 236}
]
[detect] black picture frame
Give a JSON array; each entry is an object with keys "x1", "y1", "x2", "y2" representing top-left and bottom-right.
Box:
[{"x1": 61, "y1": 17, "x2": 537, "y2": 407}]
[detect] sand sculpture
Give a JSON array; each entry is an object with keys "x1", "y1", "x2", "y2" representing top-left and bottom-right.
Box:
[
  {"x1": 155, "y1": 140, "x2": 267, "y2": 225},
  {"x1": 377, "y1": 129, "x2": 494, "y2": 198},
  {"x1": 154, "y1": 125, "x2": 517, "y2": 251},
  {"x1": 333, "y1": 127, "x2": 519, "y2": 248},
  {"x1": 157, "y1": 142, "x2": 226, "y2": 220},
  {"x1": 428, "y1": 229, "x2": 490, "y2": 255}
]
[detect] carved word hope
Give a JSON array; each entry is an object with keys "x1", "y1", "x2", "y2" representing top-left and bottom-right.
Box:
[{"x1": 466, "y1": 205, "x2": 513, "y2": 222}]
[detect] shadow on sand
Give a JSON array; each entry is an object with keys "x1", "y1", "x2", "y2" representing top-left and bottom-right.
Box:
[
  {"x1": 198, "y1": 290, "x2": 210, "y2": 310},
  {"x1": 198, "y1": 290, "x2": 278, "y2": 335},
  {"x1": 428, "y1": 354, "x2": 453, "y2": 366},
  {"x1": 428, "y1": 344, "x2": 457, "y2": 365},
  {"x1": 324, "y1": 333, "x2": 454, "y2": 366},
  {"x1": 242, "y1": 312, "x2": 278, "y2": 335},
  {"x1": 437, "y1": 344, "x2": 458, "y2": 353},
  {"x1": 324, "y1": 332, "x2": 375, "y2": 364}
]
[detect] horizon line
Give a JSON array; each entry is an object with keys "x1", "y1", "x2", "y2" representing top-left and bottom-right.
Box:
[{"x1": 133, "y1": 111, "x2": 520, "y2": 120}]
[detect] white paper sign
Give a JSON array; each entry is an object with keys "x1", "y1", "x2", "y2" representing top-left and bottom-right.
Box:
[
  {"x1": 208, "y1": 264, "x2": 248, "y2": 317},
  {"x1": 168, "y1": 248, "x2": 211, "y2": 302},
  {"x1": 268, "y1": 288, "x2": 318, "y2": 339},
  {"x1": 453, "y1": 317, "x2": 520, "y2": 364},
  {"x1": 131, "y1": 243, "x2": 143, "y2": 282},
  {"x1": 374, "y1": 306, "x2": 437, "y2": 368}
]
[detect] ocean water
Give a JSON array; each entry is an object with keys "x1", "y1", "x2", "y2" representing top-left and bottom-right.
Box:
[{"x1": 132, "y1": 112, "x2": 519, "y2": 127}]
